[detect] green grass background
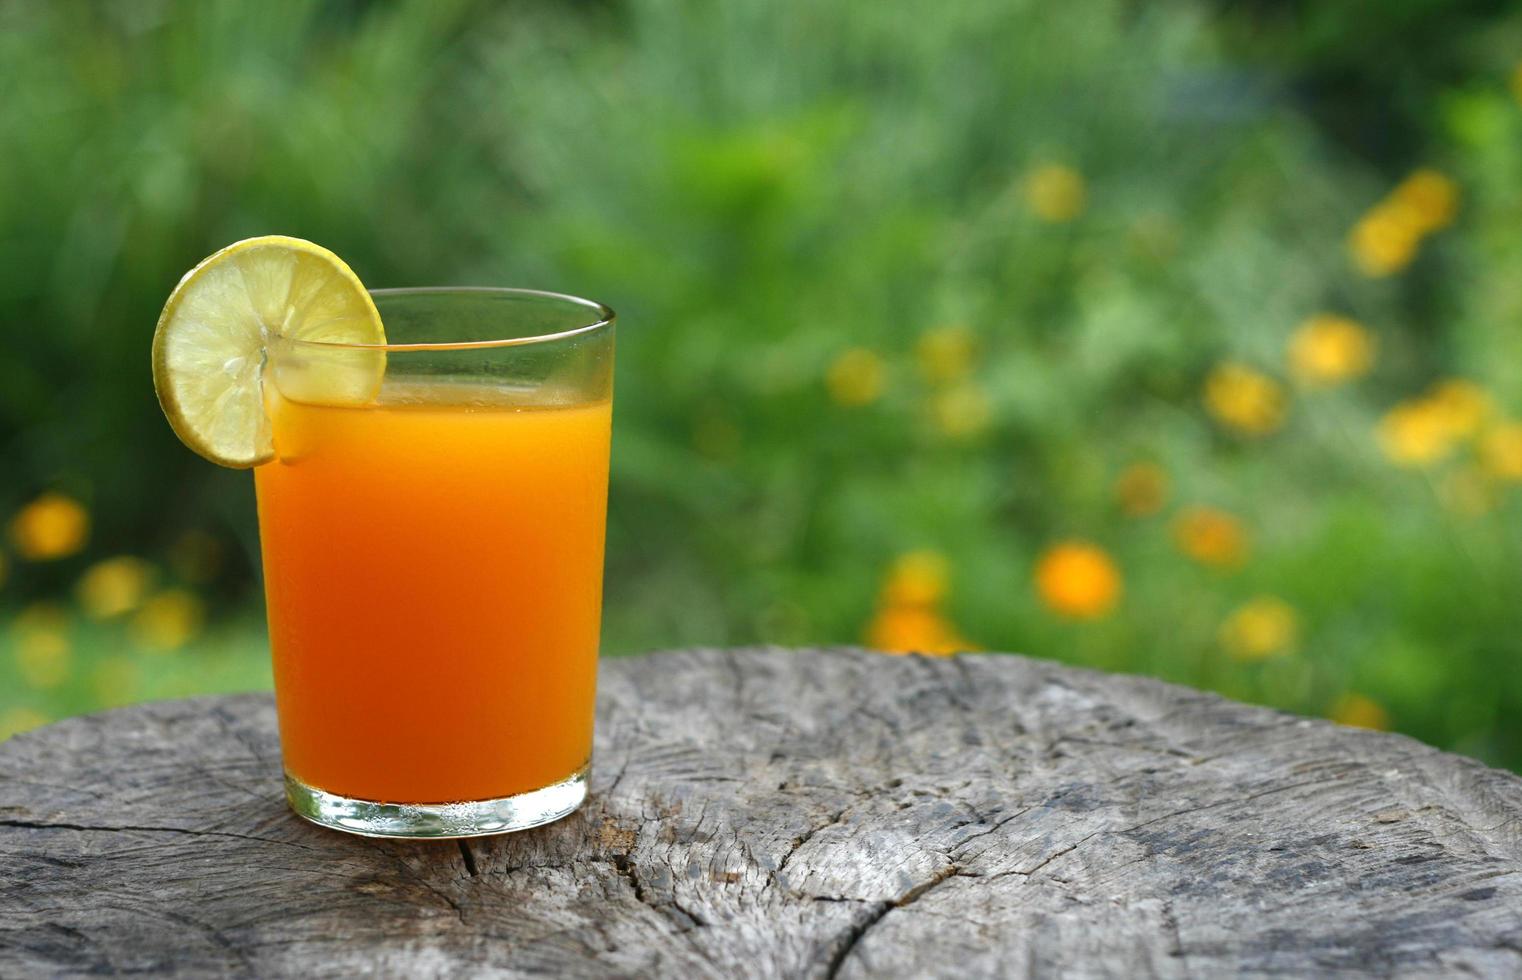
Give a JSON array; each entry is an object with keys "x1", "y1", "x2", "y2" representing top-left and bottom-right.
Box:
[{"x1": 3, "y1": 0, "x2": 1522, "y2": 770}]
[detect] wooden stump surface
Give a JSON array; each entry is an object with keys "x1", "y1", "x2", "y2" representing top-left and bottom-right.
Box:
[{"x1": 3, "y1": 647, "x2": 1522, "y2": 978}]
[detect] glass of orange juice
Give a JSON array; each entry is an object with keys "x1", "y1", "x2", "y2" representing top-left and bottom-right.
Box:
[{"x1": 254, "y1": 288, "x2": 614, "y2": 838}]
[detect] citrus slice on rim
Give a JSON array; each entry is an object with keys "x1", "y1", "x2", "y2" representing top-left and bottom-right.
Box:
[{"x1": 151, "y1": 236, "x2": 385, "y2": 468}]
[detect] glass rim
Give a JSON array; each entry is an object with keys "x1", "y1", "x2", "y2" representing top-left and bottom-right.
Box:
[{"x1": 279, "y1": 286, "x2": 615, "y2": 353}]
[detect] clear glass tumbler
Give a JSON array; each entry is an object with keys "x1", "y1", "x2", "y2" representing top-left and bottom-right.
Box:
[{"x1": 253, "y1": 288, "x2": 614, "y2": 838}]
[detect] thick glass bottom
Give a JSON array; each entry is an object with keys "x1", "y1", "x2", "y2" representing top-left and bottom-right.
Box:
[{"x1": 284, "y1": 763, "x2": 589, "y2": 839}]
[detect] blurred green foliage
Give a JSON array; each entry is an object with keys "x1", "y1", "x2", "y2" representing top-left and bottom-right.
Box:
[{"x1": 3, "y1": 0, "x2": 1522, "y2": 769}]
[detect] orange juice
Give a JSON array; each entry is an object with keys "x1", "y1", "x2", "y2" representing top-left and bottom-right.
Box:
[{"x1": 254, "y1": 385, "x2": 611, "y2": 803}]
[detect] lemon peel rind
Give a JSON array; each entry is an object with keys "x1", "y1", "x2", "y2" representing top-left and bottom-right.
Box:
[{"x1": 150, "y1": 236, "x2": 383, "y2": 469}]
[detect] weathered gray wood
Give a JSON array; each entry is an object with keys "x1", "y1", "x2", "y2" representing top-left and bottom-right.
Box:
[{"x1": 3, "y1": 647, "x2": 1521, "y2": 978}]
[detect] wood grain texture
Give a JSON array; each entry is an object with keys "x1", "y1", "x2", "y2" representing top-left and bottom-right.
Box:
[{"x1": 3, "y1": 647, "x2": 1522, "y2": 978}]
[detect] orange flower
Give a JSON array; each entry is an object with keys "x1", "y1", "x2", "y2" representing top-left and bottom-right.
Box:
[
  {"x1": 866, "y1": 550, "x2": 973, "y2": 655},
  {"x1": 915, "y1": 324, "x2": 976, "y2": 383},
  {"x1": 826, "y1": 348, "x2": 884, "y2": 407},
  {"x1": 1219, "y1": 597, "x2": 1299, "y2": 661},
  {"x1": 1203, "y1": 363, "x2": 1286, "y2": 436},
  {"x1": 1287, "y1": 315, "x2": 1375, "y2": 386},
  {"x1": 881, "y1": 550, "x2": 950, "y2": 607},
  {"x1": 1034, "y1": 541, "x2": 1121, "y2": 620},
  {"x1": 1023, "y1": 164, "x2": 1086, "y2": 223},
  {"x1": 1113, "y1": 462, "x2": 1169, "y2": 517},
  {"x1": 1329, "y1": 693, "x2": 1389, "y2": 731},
  {"x1": 1173, "y1": 507, "x2": 1248, "y2": 569},
  {"x1": 8, "y1": 492, "x2": 89, "y2": 561},
  {"x1": 866, "y1": 605, "x2": 968, "y2": 656}
]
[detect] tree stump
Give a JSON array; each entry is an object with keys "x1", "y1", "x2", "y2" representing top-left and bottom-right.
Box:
[{"x1": 3, "y1": 647, "x2": 1522, "y2": 977}]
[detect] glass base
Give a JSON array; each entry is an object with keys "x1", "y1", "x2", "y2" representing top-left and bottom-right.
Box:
[{"x1": 284, "y1": 764, "x2": 589, "y2": 839}]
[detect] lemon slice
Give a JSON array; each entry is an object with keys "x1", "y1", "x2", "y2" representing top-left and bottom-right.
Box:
[{"x1": 151, "y1": 236, "x2": 385, "y2": 468}]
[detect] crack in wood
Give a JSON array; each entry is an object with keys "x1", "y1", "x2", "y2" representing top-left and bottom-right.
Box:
[
  {"x1": 456, "y1": 840, "x2": 479, "y2": 877},
  {"x1": 608, "y1": 852, "x2": 707, "y2": 933},
  {"x1": 776, "y1": 807, "x2": 851, "y2": 881},
  {"x1": 1019, "y1": 830, "x2": 1100, "y2": 876},
  {"x1": 823, "y1": 865, "x2": 961, "y2": 978},
  {"x1": 949, "y1": 803, "x2": 1038, "y2": 856},
  {"x1": 603, "y1": 754, "x2": 632, "y2": 800},
  {"x1": 5, "y1": 652, "x2": 1522, "y2": 978},
  {"x1": 822, "y1": 900, "x2": 893, "y2": 980}
]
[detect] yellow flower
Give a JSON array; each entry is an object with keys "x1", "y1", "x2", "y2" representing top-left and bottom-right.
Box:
[
  {"x1": 1113, "y1": 462, "x2": 1169, "y2": 517},
  {"x1": 826, "y1": 348, "x2": 885, "y2": 407},
  {"x1": 91, "y1": 655, "x2": 139, "y2": 708},
  {"x1": 881, "y1": 550, "x2": 950, "y2": 607},
  {"x1": 1173, "y1": 507, "x2": 1249, "y2": 569},
  {"x1": 1376, "y1": 382, "x2": 1489, "y2": 468},
  {"x1": 1388, "y1": 169, "x2": 1459, "y2": 235},
  {"x1": 1023, "y1": 164, "x2": 1086, "y2": 223},
  {"x1": 1426, "y1": 380, "x2": 1491, "y2": 439},
  {"x1": 0, "y1": 707, "x2": 49, "y2": 741},
  {"x1": 1377, "y1": 401, "x2": 1452, "y2": 467},
  {"x1": 1348, "y1": 203, "x2": 1421, "y2": 277},
  {"x1": 1034, "y1": 541, "x2": 1121, "y2": 620},
  {"x1": 1348, "y1": 170, "x2": 1458, "y2": 278},
  {"x1": 129, "y1": 589, "x2": 205, "y2": 652},
  {"x1": 915, "y1": 324, "x2": 976, "y2": 383},
  {"x1": 1219, "y1": 597, "x2": 1299, "y2": 661},
  {"x1": 930, "y1": 383, "x2": 993, "y2": 438},
  {"x1": 13, "y1": 605, "x2": 71, "y2": 689},
  {"x1": 1481, "y1": 423, "x2": 1522, "y2": 481},
  {"x1": 77, "y1": 556, "x2": 155, "y2": 619},
  {"x1": 1203, "y1": 362, "x2": 1286, "y2": 436},
  {"x1": 8, "y1": 492, "x2": 89, "y2": 561},
  {"x1": 1329, "y1": 693, "x2": 1389, "y2": 731},
  {"x1": 1513, "y1": 62, "x2": 1522, "y2": 106},
  {"x1": 866, "y1": 605, "x2": 968, "y2": 656},
  {"x1": 1287, "y1": 314, "x2": 1375, "y2": 386}
]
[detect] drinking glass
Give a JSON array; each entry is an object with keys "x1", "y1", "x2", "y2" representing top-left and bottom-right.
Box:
[{"x1": 254, "y1": 288, "x2": 614, "y2": 838}]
